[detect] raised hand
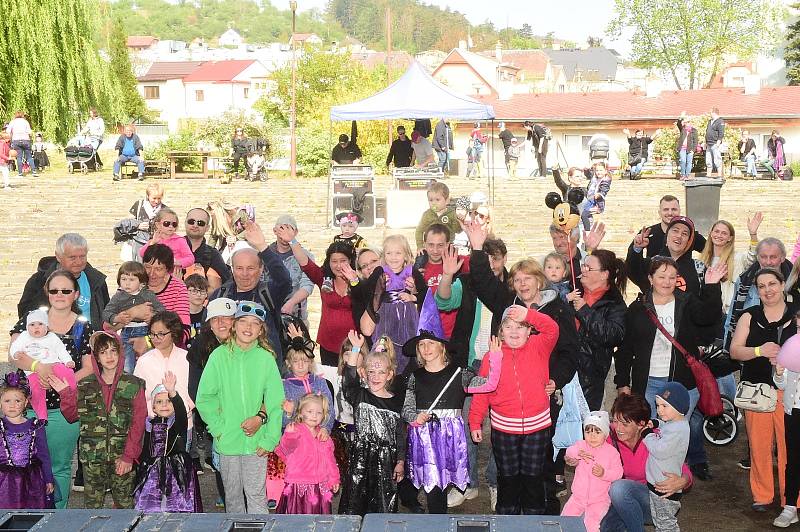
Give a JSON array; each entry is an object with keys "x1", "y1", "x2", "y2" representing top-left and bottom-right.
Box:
[
  {"x1": 584, "y1": 221, "x2": 606, "y2": 252},
  {"x1": 463, "y1": 217, "x2": 489, "y2": 252},
  {"x1": 340, "y1": 262, "x2": 358, "y2": 283},
  {"x1": 274, "y1": 223, "x2": 298, "y2": 244},
  {"x1": 489, "y1": 335, "x2": 502, "y2": 353},
  {"x1": 347, "y1": 330, "x2": 365, "y2": 349},
  {"x1": 442, "y1": 245, "x2": 464, "y2": 276},
  {"x1": 504, "y1": 305, "x2": 528, "y2": 323},
  {"x1": 632, "y1": 226, "x2": 651, "y2": 249},
  {"x1": 243, "y1": 220, "x2": 268, "y2": 251},
  {"x1": 704, "y1": 263, "x2": 727, "y2": 284},
  {"x1": 162, "y1": 371, "x2": 177, "y2": 395},
  {"x1": 286, "y1": 322, "x2": 303, "y2": 339},
  {"x1": 747, "y1": 212, "x2": 763, "y2": 238}
]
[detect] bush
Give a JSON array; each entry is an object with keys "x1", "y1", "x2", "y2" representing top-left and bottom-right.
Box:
[
  {"x1": 652, "y1": 114, "x2": 742, "y2": 163},
  {"x1": 191, "y1": 110, "x2": 283, "y2": 158},
  {"x1": 148, "y1": 131, "x2": 201, "y2": 171}
]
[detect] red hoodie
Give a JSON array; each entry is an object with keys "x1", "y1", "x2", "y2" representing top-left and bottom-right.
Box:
[
  {"x1": 469, "y1": 308, "x2": 559, "y2": 435},
  {"x1": 59, "y1": 350, "x2": 147, "y2": 464}
]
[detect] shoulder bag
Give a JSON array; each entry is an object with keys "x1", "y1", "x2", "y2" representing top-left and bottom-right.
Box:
[{"x1": 645, "y1": 307, "x2": 723, "y2": 417}]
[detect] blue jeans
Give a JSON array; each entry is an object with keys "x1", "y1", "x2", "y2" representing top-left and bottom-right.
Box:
[
  {"x1": 120, "y1": 325, "x2": 148, "y2": 373},
  {"x1": 706, "y1": 143, "x2": 723, "y2": 174},
  {"x1": 114, "y1": 154, "x2": 145, "y2": 175},
  {"x1": 744, "y1": 153, "x2": 757, "y2": 176},
  {"x1": 600, "y1": 479, "x2": 652, "y2": 532},
  {"x1": 630, "y1": 157, "x2": 646, "y2": 177},
  {"x1": 679, "y1": 149, "x2": 692, "y2": 177},
  {"x1": 463, "y1": 395, "x2": 497, "y2": 489},
  {"x1": 11, "y1": 139, "x2": 35, "y2": 174},
  {"x1": 437, "y1": 149, "x2": 449, "y2": 171}
]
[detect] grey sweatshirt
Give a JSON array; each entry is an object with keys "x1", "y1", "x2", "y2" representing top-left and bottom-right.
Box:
[
  {"x1": 643, "y1": 418, "x2": 690, "y2": 487},
  {"x1": 101, "y1": 288, "x2": 165, "y2": 325}
]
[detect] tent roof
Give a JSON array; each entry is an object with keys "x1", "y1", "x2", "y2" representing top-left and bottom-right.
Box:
[{"x1": 330, "y1": 61, "x2": 495, "y2": 121}]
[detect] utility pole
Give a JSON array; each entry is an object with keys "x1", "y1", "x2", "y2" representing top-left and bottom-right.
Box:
[{"x1": 290, "y1": 1, "x2": 298, "y2": 178}]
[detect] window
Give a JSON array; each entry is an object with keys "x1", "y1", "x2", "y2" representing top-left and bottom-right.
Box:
[
  {"x1": 195, "y1": 90, "x2": 204, "y2": 102},
  {"x1": 243, "y1": 87, "x2": 250, "y2": 99},
  {"x1": 143, "y1": 86, "x2": 160, "y2": 100}
]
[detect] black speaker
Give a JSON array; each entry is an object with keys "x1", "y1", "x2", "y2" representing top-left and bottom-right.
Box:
[{"x1": 332, "y1": 193, "x2": 375, "y2": 228}]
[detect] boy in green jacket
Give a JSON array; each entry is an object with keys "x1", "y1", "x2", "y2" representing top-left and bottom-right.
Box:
[{"x1": 195, "y1": 301, "x2": 284, "y2": 513}]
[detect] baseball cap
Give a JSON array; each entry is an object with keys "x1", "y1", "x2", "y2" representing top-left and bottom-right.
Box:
[
  {"x1": 274, "y1": 214, "x2": 298, "y2": 230},
  {"x1": 206, "y1": 298, "x2": 236, "y2": 322}
]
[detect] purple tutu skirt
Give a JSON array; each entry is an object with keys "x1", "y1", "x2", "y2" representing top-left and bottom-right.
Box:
[
  {"x1": 275, "y1": 482, "x2": 333, "y2": 514},
  {"x1": 407, "y1": 410, "x2": 470, "y2": 492},
  {"x1": 0, "y1": 463, "x2": 54, "y2": 509},
  {"x1": 134, "y1": 455, "x2": 203, "y2": 513},
  {"x1": 373, "y1": 300, "x2": 418, "y2": 374}
]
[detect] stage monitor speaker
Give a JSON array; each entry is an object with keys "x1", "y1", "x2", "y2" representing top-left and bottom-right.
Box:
[
  {"x1": 386, "y1": 189, "x2": 429, "y2": 229},
  {"x1": 332, "y1": 193, "x2": 375, "y2": 228}
]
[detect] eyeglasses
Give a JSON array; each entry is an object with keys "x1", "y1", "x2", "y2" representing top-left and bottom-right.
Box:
[
  {"x1": 584, "y1": 426, "x2": 604, "y2": 434},
  {"x1": 161, "y1": 221, "x2": 179, "y2": 228},
  {"x1": 48, "y1": 289, "x2": 75, "y2": 295},
  {"x1": 580, "y1": 264, "x2": 604, "y2": 272},
  {"x1": 358, "y1": 259, "x2": 379, "y2": 271},
  {"x1": 188, "y1": 288, "x2": 207, "y2": 295},
  {"x1": 150, "y1": 331, "x2": 171, "y2": 339},
  {"x1": 239, "y1": 304, "x2": 267, "y2": 319},
  {"x1": 186, "y1": 218, "x2": 207, "y2": 227}
]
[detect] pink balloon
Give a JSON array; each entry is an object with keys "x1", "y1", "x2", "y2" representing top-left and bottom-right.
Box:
[{"x1": 778, "y1": 334, "x2": 800, "y2": 372}]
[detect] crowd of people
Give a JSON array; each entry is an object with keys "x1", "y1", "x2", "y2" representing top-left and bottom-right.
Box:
[{"x1": 4, "y1": 158, "x2": 800, "y2": 531}]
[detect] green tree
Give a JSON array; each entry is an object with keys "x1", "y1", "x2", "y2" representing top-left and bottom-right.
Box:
[
  {"x1": 608, "y1": 0, "x2": 784, "y2": 89},
  {"x1": 0, "y1": 0, "x2": 125, "y2": 142},
  {"x1": 787, "y1": 2, "x2": 800, "y2": 85},
  {"x1": 108, "y1": 18, "x2": 147, "y2": 121}
]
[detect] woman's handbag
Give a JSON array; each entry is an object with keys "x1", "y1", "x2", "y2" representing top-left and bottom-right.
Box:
[
  {"x1": 645, "y1": 308, "x2": 723, "y2": 417},
  {"x1": 734, "y1": 381, "x2": 777, "y2": 413}
]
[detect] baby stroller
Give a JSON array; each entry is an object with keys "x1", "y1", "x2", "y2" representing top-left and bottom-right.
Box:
[
  {"x1": 245, "y1": 138, "x2": 269, "y2": 182},
  {"x1": 588, "y1": 134, "x2": 610, "y2": 162},
  {"x1": 65, "y1": 135, "x2": 102, "y2": 174},
  {"x1": 700, "y1": 341, "x2": 740, "y2": 446}
]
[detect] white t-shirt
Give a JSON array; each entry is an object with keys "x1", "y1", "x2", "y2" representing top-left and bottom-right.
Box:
[
  {"x1": 9, "y1": 331, "x2": 73, "y2": 374},
  {"x1": 649, "y1": 300, "x2": 676, "y2": 378}
]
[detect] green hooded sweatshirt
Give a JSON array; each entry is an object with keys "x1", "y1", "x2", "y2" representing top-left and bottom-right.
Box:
[{"x1": 195, "y1": 341, "x2": 284, "y2": 456}]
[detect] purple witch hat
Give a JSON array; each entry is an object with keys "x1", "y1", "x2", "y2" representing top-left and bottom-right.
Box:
[{"x1": 402, "y1": 288, "x2": 446, "y2": 358}]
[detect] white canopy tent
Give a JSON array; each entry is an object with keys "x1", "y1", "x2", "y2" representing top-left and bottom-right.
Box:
[
  {"x1": 330, "y1": 61, "x2": 495, "y2": 121},
  {"x1": 328, "y1": 62, "x2": 497, "y2": 218}
]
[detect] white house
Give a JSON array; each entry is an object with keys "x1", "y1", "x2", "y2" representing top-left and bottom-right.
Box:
[
  {"x1": 137, "y1": 59, "x2": 270, "y2": 132},
  {"x1": 219, "y1": 29, "x2": 244, "y2": 47}
]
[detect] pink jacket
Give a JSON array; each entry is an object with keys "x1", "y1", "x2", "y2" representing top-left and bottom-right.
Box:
[
  {"x1": 792, "y1": 233, "x2": 800, "y2": 264},
  {"x1": 565, "y1": 440, "x2": 623, "y2": 507},
  {"x1": 139, "y1": 234, "x2": 195, "y2": 269},
  {"x1": 275, "y1": 423, "x2": 339, "y2": 487}
]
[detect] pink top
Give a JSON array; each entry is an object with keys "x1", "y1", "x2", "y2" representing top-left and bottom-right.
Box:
[
  {"x1": 133, "y1": 345, "x2": 194, "y2": 428},
  {"x1": 139, "y1": 234, "x2": 196, "y2": 269},
  {"x1": 565, "y1": 440, "x2": 623, "y2": 505},
  {"x1": 791, "y1": 232, "x2": 800, "y2": 264},
  {"x1": 275, "y1": 423, "x2": 339, "y2": 487}
]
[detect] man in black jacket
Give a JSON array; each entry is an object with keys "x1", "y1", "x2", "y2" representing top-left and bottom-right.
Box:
[
  {"x1": 18, "y1": 233, "x2": 110, "y2": 328},
  {"x1": 705, "y1": 107, "x2": 725, "y2": 177},
  {"x1": 385, "y1": 126, "x2": 413, "y2": 168},
  {"x1": 633, "y1": 195, "x2": 706, "y2": 259},
  {"x1": 184, "y1": 207, "x2": 231, "y2": 292}
]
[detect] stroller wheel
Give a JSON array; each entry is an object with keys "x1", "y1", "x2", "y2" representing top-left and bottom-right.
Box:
[
  {"x1": 703, "y1": 410, "x2": 738, "y2": 446},
  {"x1": 81, "y1": 165, "x2": 88, "y2": 174},
  {"x1": 67, "y1": 165, "x2": 73, "y2": 174}
]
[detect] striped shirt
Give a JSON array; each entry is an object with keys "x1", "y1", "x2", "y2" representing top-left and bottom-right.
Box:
[{"x1": 155, "y1": 276, "x2": 190, "y2": 325}]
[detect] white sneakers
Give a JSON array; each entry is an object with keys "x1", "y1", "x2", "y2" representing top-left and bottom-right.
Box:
[
  {"x1": 446, "y1": 487, "x2": 479, "y2": 508},
  {"x1": 488, "y1": 486, "x2": 497, "y2": 512},
  {"x1": 774, "y1": 506, "x2": 799, "y2": 528}
]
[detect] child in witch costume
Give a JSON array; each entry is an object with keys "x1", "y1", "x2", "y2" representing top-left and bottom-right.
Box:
[
  {"x1": 339, "y1": 333, "x2": 406, "y2": 515},
  {"x1": 333, "y1": 211, "x2": 368, "y2": 251},
  {"x1": 0, "y1": 371, "x2": 55, "y2": 509},
  {"x1": 401, "y1": 327, "x2": 503, "y2": 513},
  {"x1": 133, "y1": 371, "x2": 202, "y2": 512}
]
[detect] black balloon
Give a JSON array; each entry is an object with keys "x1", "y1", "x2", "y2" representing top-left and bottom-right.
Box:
[
  {"x1": 566, "y1": 188, "x2": 585, "y2": 205},
  {"x1": 545, "y1": 191, "x2": 563, "y2": 210}
]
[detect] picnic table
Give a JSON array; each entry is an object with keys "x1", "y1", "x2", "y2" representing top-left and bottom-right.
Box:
[{"x1": 166, "y1": 150, "x2": 210, "y2": 179}]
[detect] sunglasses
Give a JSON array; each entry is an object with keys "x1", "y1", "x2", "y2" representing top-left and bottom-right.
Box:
[
  {"x1": 239, "y1": 304, "x2": 267, "y2": 319},
  {"x1": 161, "y1": 221, "x2": 179, "y2": 228},
  {"x1": 48, "y1": 289, "x2": 75, "y2": 295},
  {"x1": 186, "y1": 218, "x2": 207, "y2": 227},
  {"x1": 150, "y1": 331, "x2": 171, "y2": 339},
  {"x1": 584, "y1": 426, "x2": 604, "y2": 434}
]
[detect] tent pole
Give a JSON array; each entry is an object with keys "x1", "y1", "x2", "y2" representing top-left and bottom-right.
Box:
[
  {"x1": 490, "y1": 120, "x2": 495, "y2": 206},
  {"x1": 328, "y1": 121, "x2": 332, "y2": 228}
]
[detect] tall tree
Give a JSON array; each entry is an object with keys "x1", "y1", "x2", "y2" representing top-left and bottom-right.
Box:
[
  {"x1": 787, "y1": 2, "x2": 800, "y2": 85},
  {"x1": 0, "y1": 0, "x2": 125, "y2": 142},
  {"x1": 108, "y1": 18, "x2": 147, "y2": 121},
  {"x1": 608, "y1": 0, "x2": 784, "y2": 89}
]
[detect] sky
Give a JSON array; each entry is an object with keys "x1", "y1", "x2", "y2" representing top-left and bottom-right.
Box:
[{"x1": 270, "y1": 0, "x2": 631, "y2": 56}]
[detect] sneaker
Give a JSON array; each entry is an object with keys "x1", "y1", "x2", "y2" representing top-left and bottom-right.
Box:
[
  {"x1": 215, "y1": 497, "x2": 225, "y2": 509},
  {"x1": 774, "y1": 507, "x2": 799, "y2": 528},
  {"x1": 193, "y1": 457, "x2": 204, "y2": 475},
  {"x1": 112, "y1": 174, "x2": 121, "y2": 181},
  {"x1": 32, "y1": 171, "x2": 39, "y2": 177},
  {"x1": 488, "y1": 486, "x2": 497, "y2": 512},
  {"x1": 555, "y1": 478, "x2": 568, "y2": 498},
  {"x1": 447, "y1": 487, "x2": 478, "y2": 508},
  {"x1": 753, "y1": 503, "x2": 770, "y2": 513},
  {"x1": 267, "y1": 499, "x2": 277, "y2": 510},
  {"x1": 738, "y1": 457, "x2": 751, "y2": 470}
]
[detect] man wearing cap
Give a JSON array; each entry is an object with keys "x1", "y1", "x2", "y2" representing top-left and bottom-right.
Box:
[
  {"x1": 268, "y1": 214, "x2": 315, "y2": 325},
  {"x1": 497, "y1": 122, "x2": 515, "y2": 175},
  {"x1": 184, "y1": 207, "x2": 230, "y2": 292},
  {"x1": 209, "y1": 221, "x2": 291, "y2": 363},
  {"x1": 411, "y1": 130, "x2": 436, "y2": 168},
  {"x1": 331, "y1": 134, "x2": 362, "y2": 165}
]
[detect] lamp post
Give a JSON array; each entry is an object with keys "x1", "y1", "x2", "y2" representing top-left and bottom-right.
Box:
[{"x1": 289, "y1": 1, "x2": 297, "y2": 178}]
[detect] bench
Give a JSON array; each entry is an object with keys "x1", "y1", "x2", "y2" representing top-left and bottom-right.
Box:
[
  {"x1": 120, "y1": 160, "x2": 170, "y2": 180},
  {"x1": 728, "y1": 159, "x2": 777, "y2": 180}
]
